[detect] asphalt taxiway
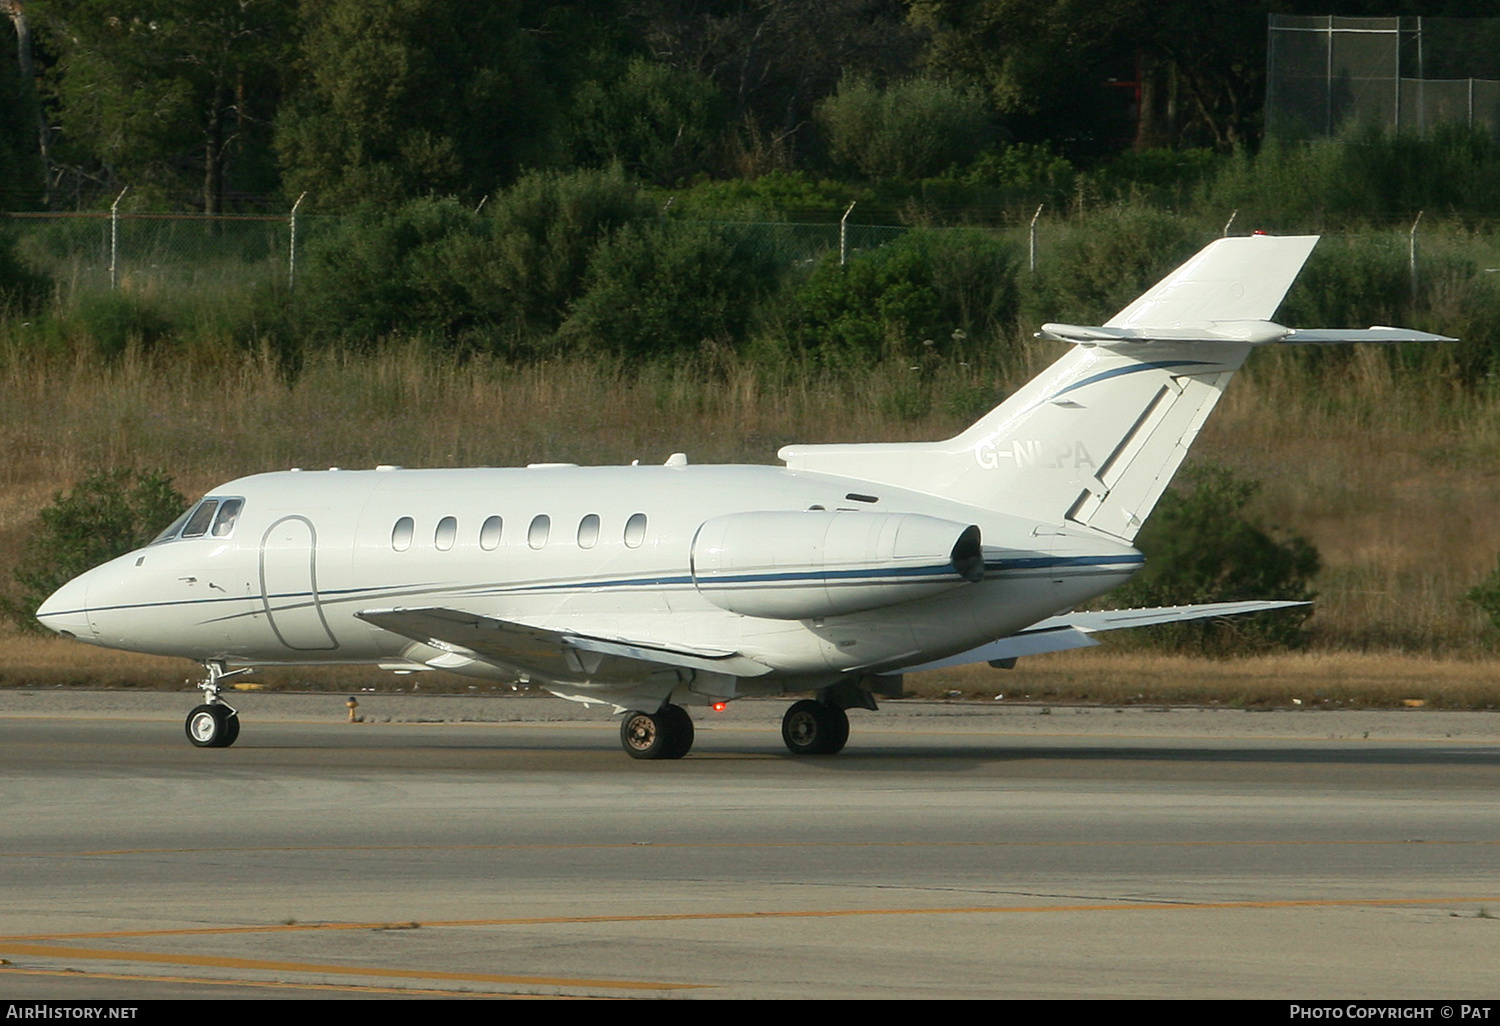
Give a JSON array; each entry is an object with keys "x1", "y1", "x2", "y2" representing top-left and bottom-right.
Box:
[{"x1": 1, "y1": 691, "x2": 1497, "y2": 999}]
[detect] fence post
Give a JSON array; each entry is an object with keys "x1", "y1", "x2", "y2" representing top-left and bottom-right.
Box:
[
  {"x1": 840, "y1": 201, "x2": 857, "y2": 266},
  {"x1": 289, "y1": 192, "x2": 306, "y2": 293},
  {"x1": 1028, "y1": 204, "x2": 1043, "y2": 273},
  {"x1": 109, "y1": 186, "x2": 128, "y2": 290},
  {"x1": 1409, "y1": 209, "x2": 1423, "y2": 308}
]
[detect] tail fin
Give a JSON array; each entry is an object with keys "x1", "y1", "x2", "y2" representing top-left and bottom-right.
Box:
[{"x1": 780, "y1": 234, "x2": 1451, "y2": 541}]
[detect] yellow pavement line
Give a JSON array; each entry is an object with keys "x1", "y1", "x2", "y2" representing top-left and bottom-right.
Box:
[
  {"x1": 6, "y1": 837, "x2": 1498, "y2": 859},
  {"x1": 0, "y1": 966, "x2": 540, "y2": 997},
  {"x1": 6, "y1": 894, "x2": 1499, "y2": 945},
  {"x1": 0, "y1": 943, "x2": 701, "y2": 992}
]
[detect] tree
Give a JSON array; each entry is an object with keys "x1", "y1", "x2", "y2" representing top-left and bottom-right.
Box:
[
  {"x1": 0, "y1": 2, "x2": 46, "y2": 206},
  {"x1": 627, "y1": 0, "x2": 920, "y2": 170},
  {"x1": 35, "y1": 0, "x2": 294, "y2": 212},
  {"x1": 2, "y1": 469, "x2": 186, "y2": 633},
  {"x1": 910, "y1": 0, "x2": 1270, "y2": 155},
  {"x1": 276, "y1": 0, "x2": 576, "y2": 208}
]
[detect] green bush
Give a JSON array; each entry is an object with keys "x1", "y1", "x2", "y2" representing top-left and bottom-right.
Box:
[
  {"x1": 791, "y1": 228, "x2": 1019, "y2": 363},
  {"x1": 1110, "y1": 464, "x2": 1320, "y2": 653},
  {"x1": 297, "y1": 196, "x2": 481, "y2": 344},
  {"x1": 3, "y1": 469, "x2": 187, "y2": 634},
  {"x1": 1467, "y1": 559, "x2": 1500, "y2": 635},
  {"x1": 298, "y1": 171, "x2": 653, "y2": 349},
  {"x1": 568, "y1": 58, "x2": 729, "y2": 185},
  {"x1": 558, "y1": 221, "x2": 780, "y2": 356},
  {"x1": 671, "y1": 170, "x2": 864, "y2": 221},
  {"x1": 817, "y1": 76, "x2": 993, "y2": 181},
  {"x1": 71, "y1": 291, "x2": 174, "y2": 359},
  {"x1": 945, "y1": 142, "x2": 1076, "y2": 194},
  {"x1": 1202, "y1": 125, "x2": 1500, "y2": 225},
  {"x1": 463, "y1": 167, "x2": 653, "y2": 343},
  {"x1": 0, "y1": 228, "x2": 50, "y2": 313}
]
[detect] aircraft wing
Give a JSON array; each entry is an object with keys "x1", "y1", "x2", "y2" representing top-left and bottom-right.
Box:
[
  {"x1": 355, "y1": 607, "x2": 773, "y2": 684},
  {"x1": 894, "y1": 600, "x2": 1308, "y2": 673}
]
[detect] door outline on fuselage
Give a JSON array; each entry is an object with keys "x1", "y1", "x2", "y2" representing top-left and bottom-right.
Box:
[{"x1": 259, "y1": 515, "x2": 339, "y2": 651}]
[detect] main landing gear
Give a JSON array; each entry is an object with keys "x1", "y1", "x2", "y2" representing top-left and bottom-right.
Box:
[
  {"x1": 185, "y1": 661, "x2": 244, "y2": 749},
  {"x1": 781, "y1": 699, "x2": 849, "y2": 756},
  {"x1": 620, "y1": 703, "x2": 695, "y2": 760},
  {"x1": 619, "y1": 694, "x2": 861, "y2": 759}
]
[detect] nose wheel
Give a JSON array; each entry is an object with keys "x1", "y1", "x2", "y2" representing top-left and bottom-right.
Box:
[
  {"x1": 781, "y1": 700, "x2": 849, "y2": 755},
  {"x1": 185, "y1": 661, "x2": 246, "y2": 748},
  {"x1": 186, "y1": 704, "x2": 240, "y2": 747},
  {"x1": 620, "y1": 703, "x2": 695, "y2": 759}
]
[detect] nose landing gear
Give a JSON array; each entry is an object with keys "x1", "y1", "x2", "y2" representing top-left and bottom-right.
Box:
[
  {"x1": 185, "y1": 661, "x2": 246, "y2": 748},
  {"x1": 186, "y1": 703, "x2": 240, "y2": 747}
]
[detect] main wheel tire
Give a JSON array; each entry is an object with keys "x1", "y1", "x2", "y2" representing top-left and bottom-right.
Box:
[
  {"x1": 781, "y1": 700, "x2": 850, "y2": 756},
  {"x1": 659, "y1": 703, "x2": 695, "y2": 759},
  {"x1": 185, "y1": 704, "x2": 236, "y2": 748},
  {"x1": 620, "y1": 705, "x2": 694, "y2": 760}
]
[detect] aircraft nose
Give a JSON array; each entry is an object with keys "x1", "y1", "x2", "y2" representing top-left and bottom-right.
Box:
[{"x1": 35, "y1": 574, "x2": 93, "y2": 639}]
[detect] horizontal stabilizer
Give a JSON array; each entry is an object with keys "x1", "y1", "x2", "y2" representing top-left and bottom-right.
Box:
[
  {"x1": 1037, "y1": 322, "x2": 1457, "y2": 346},
  {"x1": 1037, "y1": 321, "x2": 1293, "y2": 345},
  {"x1": 356, "y1": 607, "x2": 771, "y2": 684},
  {"x1": 894, "y1": 600, "x2": 1308, "y2": 673},
  {"x1": 1277, "y1": 327, "x2": 1457, "y2": 344}
]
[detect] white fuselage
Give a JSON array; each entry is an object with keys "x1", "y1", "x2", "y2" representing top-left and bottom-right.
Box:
[{"x1": 40, "y1": 463, "x2": 1142, "y2": 695}]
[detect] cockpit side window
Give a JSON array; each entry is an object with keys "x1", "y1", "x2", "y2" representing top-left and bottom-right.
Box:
[
  {"x1": 179, "y1": 499, "x2": 220, "y2": 539},
  {"x1": 210, "y1": 498, "x2": 244, "y2": 538}
]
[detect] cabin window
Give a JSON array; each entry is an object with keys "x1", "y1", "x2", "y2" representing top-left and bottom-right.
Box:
[
  {"x1": 180, "y1": 500, "x2": 220, "y2": 539},
  {"x1": 391, "y1": 517, "x2": 414, "y2": 552},
  {"x1": 480, "y1": 516, "x2": 503, "y2": 551},
  {"x1": 528, "y1": 514, "x2": 551, "y2": 549},
  {"x1": 624, "y1": 512, "x2": 647, "y2": 548},
  {"x1": 210, "y1": 498, "x2": 244, "y2": 538},
  {"x1": 577, "y1": 514, "x2": 600, "y2": 549},
  {"x1": 435, "y1": 516, "x2": 458, "y2": 551}
]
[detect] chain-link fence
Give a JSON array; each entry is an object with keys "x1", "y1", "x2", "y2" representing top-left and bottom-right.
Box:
[
  {"x1": 1266, "y1": 15, "x2": 1500, "y2": 139},
  {"x1": 1, "y1": 212, "x2": 912, "y2": 304},
  {"x1": 4, "y1": 212, "x2": 295, "y2": 302}
]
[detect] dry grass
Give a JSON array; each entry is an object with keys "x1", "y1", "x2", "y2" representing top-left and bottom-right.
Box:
[
  {"x1": 4, "y1": 337, "x2": 1500, "y2": 685},
  {"x1": 1199, "y1": 344, "x2": 1500, "y2": 653},
  {"x1": 5, "y1": 627, "x2": 1499, "y2": 709},
  {"x1": 916, "y1": 648, "x2": 1500, "y2": 710}
]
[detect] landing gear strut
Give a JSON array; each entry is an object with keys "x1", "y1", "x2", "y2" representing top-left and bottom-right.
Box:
[
  {"x1": 781, "y1": 699, "x2": 849, "y2": 756},
  {"x1": 619, "y1": 703, "x2": 694, "y2": 760},
  {"x1": 185, "y1": 661, "x2": 244, "y2": 748}
]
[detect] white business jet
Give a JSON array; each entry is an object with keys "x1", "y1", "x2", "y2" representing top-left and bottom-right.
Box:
[{"x1": 35, "y1": 234, "x2": 1451, "y2": 758}]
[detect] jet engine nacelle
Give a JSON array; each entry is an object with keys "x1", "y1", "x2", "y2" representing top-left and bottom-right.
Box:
[{"x1": 690, "y1": 510, "x2": 984, "y2": 620}]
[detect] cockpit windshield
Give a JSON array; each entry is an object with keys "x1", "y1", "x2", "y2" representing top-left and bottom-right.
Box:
[
  {"x1": 151, "y1": 509, "x2": 191, "y2": 544},
  {"x1": 152, "y1": 497, "x2": 245, "y2": 543},
  {"x1": 180, "y1": 500, "x2": 219, "y2": 538}
]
